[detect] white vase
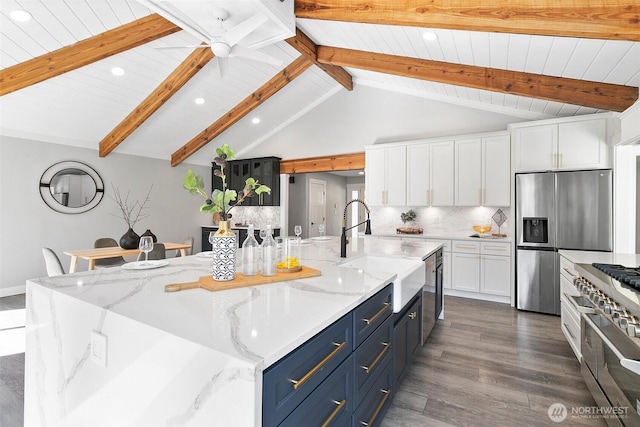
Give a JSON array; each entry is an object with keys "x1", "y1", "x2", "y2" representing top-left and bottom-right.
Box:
[{"x1": 211, "y1": 220, "x2": 236, "y2": 281}]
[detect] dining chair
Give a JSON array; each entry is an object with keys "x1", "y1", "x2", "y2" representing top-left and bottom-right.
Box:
[
  {"x1": 94, "y1": 238, "x2": 126, "y2": 267},
  {"x1": 42, "y1": 247, "x2": 65, "y2": 276},
  {"x1": 175, "y1": 236, "x2": 194, "y2": 257},
  {"x1": 137, "y1": 243, "x2": 166, "y2": 261}
]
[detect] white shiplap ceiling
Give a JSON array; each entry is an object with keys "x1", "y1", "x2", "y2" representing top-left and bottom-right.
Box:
[{"x1": 0, "y1": 0, "x2": 638, "y2": 166}]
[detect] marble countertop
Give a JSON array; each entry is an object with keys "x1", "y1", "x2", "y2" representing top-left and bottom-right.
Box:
[
  {"x1": 29, "y1": 236, "x2": 441, "y2": 369},
  {"x1": 370, "y1": 231, "x2": 512, "y2": 243},
  {"x1": 201, "y1": 224, "x2": 281, "y2": 230},
  {"x1": 559, "y1": 250, "x2": 640, "y2": 266}
]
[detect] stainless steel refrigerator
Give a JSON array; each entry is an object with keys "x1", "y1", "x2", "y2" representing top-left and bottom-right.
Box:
[{"x1": 515, "y1": 170, "x2": 613, "y2": 315}]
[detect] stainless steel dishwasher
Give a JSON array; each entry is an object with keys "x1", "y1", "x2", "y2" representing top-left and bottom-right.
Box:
[{"x1": 422, "y1": 248, "x2": 443, "y2": 342}]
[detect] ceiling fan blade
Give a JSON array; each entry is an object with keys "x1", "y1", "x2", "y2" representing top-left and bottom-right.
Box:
[
  {"x1": 222, "y1": 13, "x2": 268, "y2": 47},
  {"x1": 231, "y1": 45, "x2": 282, "y2": 67},
  {"x1": 214, "y1": 56, "x2": 229, "y2": 78}
]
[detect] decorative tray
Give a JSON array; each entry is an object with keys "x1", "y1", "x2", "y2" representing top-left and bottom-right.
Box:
[
  {"x1": 396, "y1": 227, "x2": 424, "y2": 234},
  {"x1": 164, "y1": 266, "x2": 321, "y2": 293}
]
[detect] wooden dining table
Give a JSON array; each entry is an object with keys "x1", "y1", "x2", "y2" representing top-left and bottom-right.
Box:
[{"x1": 64, "y1": 242, "x2": 192, "y2": 273}]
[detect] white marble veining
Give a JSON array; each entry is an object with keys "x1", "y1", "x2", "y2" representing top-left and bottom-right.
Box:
[
  {"x1": 559, "y1": 250, "x2": 640, "y2": 267},
  {"x1": 24, "y1": 236, "x2": 441, "y2": 426},
  {"x1": 370, "y1": 206, "x2": 511, "y2": 238}
]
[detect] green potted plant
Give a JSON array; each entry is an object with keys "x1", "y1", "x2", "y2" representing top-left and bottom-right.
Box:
[{"x1": 183, "y1": 144, "x2": 270, "y2": 281}]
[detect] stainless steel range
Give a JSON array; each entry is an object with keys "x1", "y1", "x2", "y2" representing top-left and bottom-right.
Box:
[{"x1": 570, "y1": 262, "x2": 640, "y2": 427}]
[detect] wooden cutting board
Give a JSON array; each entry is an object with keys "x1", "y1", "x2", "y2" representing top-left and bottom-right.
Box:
[{"x1": 164, "y1": 266, "x2": 322, "y2": 293}]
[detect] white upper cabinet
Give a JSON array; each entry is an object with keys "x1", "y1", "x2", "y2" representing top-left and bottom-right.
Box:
[
  {"x1": 406, "y1": 144, "x2": 430, "y2": 206},
  {"x1": 365, "y1": 145, "x2": 406, "y2": 206},
  {"x1": 429, "y1": 141, "x2": 455, "y2": 206},
  {"x1": 455, "y1": 134, "x2": 510, "y2": 206},
  {"x1": 405, "y1": 140, "x2": 455, "y2": 206},
  {"x1": 512, "y1": 117, "x2": 608, "y2": 172}
]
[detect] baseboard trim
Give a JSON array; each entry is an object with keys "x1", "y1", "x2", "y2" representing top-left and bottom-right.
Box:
[
  {"x1": 444, "y1": 289, "x2": 510, "y2": 304},
  {"x1": 0, "y1": 284, "x2": 26, "y2": 297}
]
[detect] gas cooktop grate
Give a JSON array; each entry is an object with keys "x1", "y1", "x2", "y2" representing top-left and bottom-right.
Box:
[{"x1": 593, "y1": 263, "x2": 640, "y2": 291}]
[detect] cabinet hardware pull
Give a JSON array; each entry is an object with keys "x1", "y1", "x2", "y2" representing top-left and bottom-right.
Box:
[
  {"x1": 485, "y1": 246, "x2": 506, "y2": 251},
  {"x1": 290, "y1": 341, "x2": 346, "y2": 390},
  {"x1": 321, "y1": 399, "x2": 346, "y2": 427},
  {"x1": 359, "y1": 389, "x2": 390, "y2": 426},
  {"x1": 562, "y1": 267, "x2": 577, "y2": 278},
  {"x1": 363, "y1": 302, "x2": 391, "y2": 325},
  {"x1": 560, "y1": 153, "x2": 563, "y2": 167},
  {"x1": 455, "y1": 245, "x2": 477, "y2": 250},
  {"x1": 477, "y1": 189, "x2": 482, "y2": 205},
  {"x1": 426, "y1": 190, "x2": 430, "y2": 205},
  {"x1": 408, "y1": 311, "x2": 417, "y2": 319},
  {"x1": 553, "y1": 153, "x2": 557, "y2": 168},
  {"x1": 429, "y1": 189, "x2": 433, "y2": 205},
  {"x1": 563, "y1": 323, "x2": 576, "y2": 340},
  {"x1": 361, "y1": 342, "x2": 390, "y2": 373}
]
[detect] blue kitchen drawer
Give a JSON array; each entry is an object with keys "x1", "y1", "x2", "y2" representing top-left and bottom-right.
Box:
[
  {"x1": 353, "y1": 284, "x2": 393, "y2": 348},
  {"x1": 279, "y1": 355, "x2": 353, "y2": 427},
  {"x1": 263, "y1": 313, "x2": 353, "y2": 427},
  {"x1": 353, "y1": 314, "x2": 393, "y2": 406},
  {"x1": 352, "y1": 358, "x2": 394, "y2": 427}
]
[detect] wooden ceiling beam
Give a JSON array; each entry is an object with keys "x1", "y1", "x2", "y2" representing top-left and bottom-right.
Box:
[
  {"x1": 286, "y1": 28, "x2": 353, "y2": 91},
  {"x1": 99, "y1": 47, "x2": 214, "y2": 157},
  {"x1": 295, "y1": 0, "x2": 640, "y2": 42},
  {"x1": 0, "y1": 14, "x2": 181, "y2": 96},
  {"x1": 280, "y1": 152, "x2": 365, "y2": 174},
  {"x1": 171, "y1": 56, "x2": 314, "y2": 166},
  {"x1": 317, "y1": 46, "x2": 638, "y2": 112}
]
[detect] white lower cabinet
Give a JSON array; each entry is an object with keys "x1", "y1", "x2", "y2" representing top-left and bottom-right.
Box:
[{"x1": 450, "y1": 240, "x2": 511, "y2": 301}]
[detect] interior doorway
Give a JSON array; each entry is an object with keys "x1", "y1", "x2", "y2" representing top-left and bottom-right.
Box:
[
  {"x1": 308, "y1": 178, "x2": 326, "y2": 238},
  {"x1": 346, "y1": 183, "x2": 366, "y2": 239}
]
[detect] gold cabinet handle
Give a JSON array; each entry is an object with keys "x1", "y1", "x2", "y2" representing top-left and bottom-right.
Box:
[
  {"x1": 363, "y1": 302, "x2": 391, "y2": 325},
  {"x1": 290, "y1": 341, "x2": 346, "y2": 390},
  {"x1": 361, "y1": 342, "x2": 390, "y2": 373},
  {"x1": 359, "y1": 389, "x2": 390, "y2": 426},
  {"x1": 455, "y1": 245, "x2": 477, "y2": 250},
  {"x1": 321, "y1": 399, "x2": 346, "y2": 427},
  {"x1": 477, "y1": 188, "x2": 482, "y2": 205}
]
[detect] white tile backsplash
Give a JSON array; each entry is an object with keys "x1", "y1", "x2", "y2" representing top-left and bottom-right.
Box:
[
  {"x1": 370, "y1": 206, "x2": 511, "y2": 236},
  {"x1": 227, "y1": 206, "x2": 280, "y2": 229}
]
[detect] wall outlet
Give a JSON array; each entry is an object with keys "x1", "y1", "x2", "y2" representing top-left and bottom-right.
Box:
[{"x1": 90, "y1": 331, "x2": 108, "y2": 368}]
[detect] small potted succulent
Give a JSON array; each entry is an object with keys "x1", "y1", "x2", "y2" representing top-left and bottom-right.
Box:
[{"x1": 397, "y1": 209, "x2": 423, "y2": 234}]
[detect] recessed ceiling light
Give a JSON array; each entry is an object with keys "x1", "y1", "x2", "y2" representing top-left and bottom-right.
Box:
[
  {"x1": 10, "y1": 10, "x2": 31, "y2": 22},
  {"x1": 422, "y1": 31, "x2": 438, "y2": 41},
  {"x1": 111, "y1": 66, "x2": 125, "y2": 76},
  {"x1": 251, "y1": 117, "x2": 261, "y2": 125},
  {"x1": 194, "y1": 97, "x2": 205, "y2": 105}
]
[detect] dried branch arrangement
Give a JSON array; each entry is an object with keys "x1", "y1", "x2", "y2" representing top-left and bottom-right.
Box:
[{"x1": 109, "y1": 184, "x2": 152, "y2": 229}]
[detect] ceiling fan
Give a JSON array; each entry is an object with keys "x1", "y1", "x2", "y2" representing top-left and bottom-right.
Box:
[{"x1": 149, "y1": 5, "x2": 283, "y2": 76}]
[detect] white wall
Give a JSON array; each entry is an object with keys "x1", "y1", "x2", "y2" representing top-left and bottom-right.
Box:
[
  {"x1": 0, "y1": 136, "x2": 210, "y2": 296},
  {"x1": 286, "y1": 172, "x2": 348, "y2": 238},
  {"x1": 247, "y1": 85, "x2": 526, "y2": 160}
]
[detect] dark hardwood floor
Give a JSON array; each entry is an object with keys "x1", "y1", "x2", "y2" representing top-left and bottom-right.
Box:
[
  {"x1": 381, "y1": 296, "x2": 605, "y2": 427},
  {"x1": 0, "y1": 294, "x2": 602, "y2": 427}
]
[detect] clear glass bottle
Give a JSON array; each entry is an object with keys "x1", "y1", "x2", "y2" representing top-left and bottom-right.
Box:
[
  {"x1": 260, "y1": 225, "x2": 277, "y2": 276},
  {"x1": 242, "y1": 224, "x2": 260, "y2": 276}
]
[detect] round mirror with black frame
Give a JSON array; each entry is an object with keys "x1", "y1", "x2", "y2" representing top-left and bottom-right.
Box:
[{"x1": 40, "y1": 161, "x2": 104, "y2": 214}]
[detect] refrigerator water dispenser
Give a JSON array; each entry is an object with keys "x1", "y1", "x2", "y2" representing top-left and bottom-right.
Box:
[{"x1": 522, "y1": 217, "x2": 548, "y2": 244}]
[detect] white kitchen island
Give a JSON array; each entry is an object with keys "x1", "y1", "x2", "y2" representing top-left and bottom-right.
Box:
[{"x1": 24, "y1": 236, "x2": 442, "y2": 426}]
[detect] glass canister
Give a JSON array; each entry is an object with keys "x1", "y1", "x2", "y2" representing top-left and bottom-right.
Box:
[{"x1": 276, "y1": 236, "x2": 302, "y2": 272}]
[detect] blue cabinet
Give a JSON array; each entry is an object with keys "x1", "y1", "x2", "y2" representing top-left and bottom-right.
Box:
[
  {"x1": 262, "y1": 314, "x2": 352, "y2": 427},
  {"x1": 393, "y1": 293, "x2": 422, "y2": 391},
  {"x1": 263, "y1": 284, "x2": 394, "y2": 427}
]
